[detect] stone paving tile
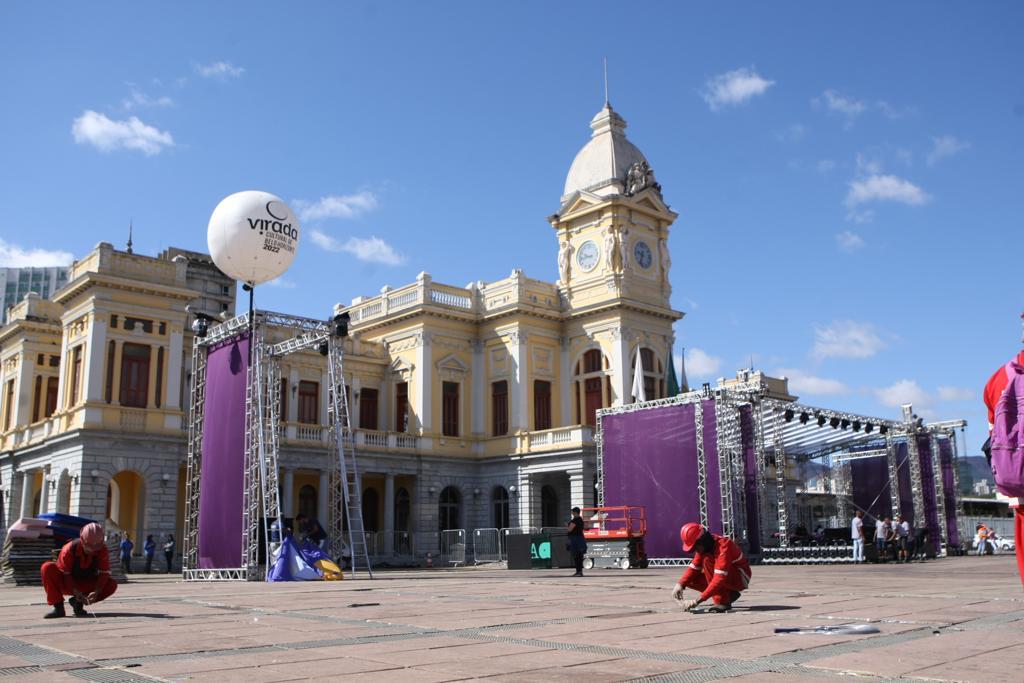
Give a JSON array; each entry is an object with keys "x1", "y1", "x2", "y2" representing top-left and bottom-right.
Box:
[{"x1": 910, "y1": 643, "x2": 1024, "y2": 682}]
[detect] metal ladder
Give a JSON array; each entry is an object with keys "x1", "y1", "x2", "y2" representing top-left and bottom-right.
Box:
[{"x1": 326, "y1": 336, "x2": 373, "y2": 578}]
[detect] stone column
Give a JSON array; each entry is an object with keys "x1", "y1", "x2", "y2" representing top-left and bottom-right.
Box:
[
  {"x1": 39, "y1": 475, "x2": 51, "y2": 515},
  {"x1": 471, "y1": 340, "x2": 484, "y2": 436},
  {"x1": 84, "y1": 315, "x2": 108, "y2": 402},
  {"x1": 610, "y1": 327, "x2": 630, "y2": 407},
  {"x1": 282, "y1": 468, "x2": 295, "y2": 516},
  {"x1": 559, "y1": 337, "x2": 571, "y2": 426},
  {"x1": 20, "y1": 471, "x2": 34, "y2": 518},
  {"x1": 509, "y1": 331, "x2": 528, "y2": 431},
  {"x1": 415, "y1": 332, "x2": 432, "y2": 437},
  {"x1": 13, "y1": 353, "x2": 33, "y2": 428},
  {"x1": 383, "y1": 474, "x2": 395, "y2": 554},
  {"x1": 318, "y1": 471, "x2": 329, "y2": 522},
  {"x1": 351, "y1": 378, "x2": 361, "y2": 430},
  {"x1": 165, "y1": 330, "x2": 184, "y2": 410},
  {"x1": 568, "y1": 469, "x2": 594, "y2": 510}
]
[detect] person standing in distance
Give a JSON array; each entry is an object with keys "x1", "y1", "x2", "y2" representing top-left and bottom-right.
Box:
[
  {"x1": 851, "y1": 511, "x2": 865, "y2": 564},
  {"x1": 567, "y1": 507, "x2": 587, "y2": 577}
]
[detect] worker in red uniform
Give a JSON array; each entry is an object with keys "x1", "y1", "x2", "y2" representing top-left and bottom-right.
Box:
[
  {"x1": 41, "y1": 522, "x2": 117, "y2": 618},
  {"x1": 671, "y1": 522, "x2": 751, "y2": 613},
  {"x1": 982, "y1": 314, "x2": 1024, "y2": 588}
]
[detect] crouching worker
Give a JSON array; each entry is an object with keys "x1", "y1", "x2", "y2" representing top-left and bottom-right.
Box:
[
  {"x1": 40, "y1": 522, "x2": 117, "y2": 618},
  {"x1": 671, "y1": 523, "x2": 751, "y2": 613}
]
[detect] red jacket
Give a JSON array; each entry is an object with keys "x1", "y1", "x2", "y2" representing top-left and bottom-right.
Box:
[
  {"x1": 55, "y1": 539, "x2": 111, "y2": 592},
  {"x1": 678, "y1": 534, "x2": 751, "y2": 601},
  {"x1": 984, "y1": 350, "x2": 1024, "y2": 426}
]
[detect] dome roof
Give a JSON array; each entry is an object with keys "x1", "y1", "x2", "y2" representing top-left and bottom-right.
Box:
[{"x1": 562, "y1": 104, "x2": 648, "y2": 204}]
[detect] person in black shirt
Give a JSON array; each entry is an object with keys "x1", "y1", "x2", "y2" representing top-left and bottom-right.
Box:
[
  {"x1": 567, "y1": 507, "x2": 587, "y2": 577},
  {"x1": 295, "y1": 514, "x2": 328, "y2": 549}
]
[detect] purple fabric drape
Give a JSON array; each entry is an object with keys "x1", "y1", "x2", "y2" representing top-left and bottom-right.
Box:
[
  {"x1": 197, "y1": 334, "x2": 249, "y2": 569},
  {"x1": 602, "y1": 404, "x2": 699, "y2": 559},
  {"x1": 740, "y1": 405, "x2": 760, "y2": 553},
  {"x1": 917, "y1": 435, "x2": 942, "y2": 553},
  {"x1": 896, "y1": 442, "x2": 916, "y2": 524},
  {"x1": 939, "y1": 439, "x2": 961, "y2": 546},
  {"x1": 703, "y1": 400, "x2": 723, "y2": 535},
  {"x1": 851, "y1": 456, "x2": 892, "y2": 522}
]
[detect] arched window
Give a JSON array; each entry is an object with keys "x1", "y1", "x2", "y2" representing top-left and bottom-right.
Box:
[
  {"x1": 362, "y1": 488, "x2": 379, "y2": 531},
  {"x1": 492, "y1": 486, "x2": 510, "y2": 529},
  {"x1": 395, "y1": 487, "x2": 411, "y2": 532},
  {"x1": 633, "y1": 347, "x2": 665, "y2": 401},
  {"x1": 439, "y1": 486, "x2": 461, "y2": 531},
  {"x1": 541, "y1": 485, "x2": 559, "y2": 527},
  {"x1": 574, "y1": 348, "x2": 609, "y2": 426},
  {"x1": 298, "y1": 485, "x2": 317, "y2": 519}
]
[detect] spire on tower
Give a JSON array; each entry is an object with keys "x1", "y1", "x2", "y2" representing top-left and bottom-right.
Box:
[
  {"x1": 603, "y1": 58, "x2": 610, "y2": 107},
  {"x1": 127, "y1": 219, "x2": 133, "y2": 254}
]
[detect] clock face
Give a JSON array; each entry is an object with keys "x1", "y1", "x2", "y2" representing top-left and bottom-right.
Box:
[
  {"x1": 634, "y1": 240, "x2": 653, "y2": 269},
  {"x1": 576, "y1": 240, "x2": 600, "y2": 272}
]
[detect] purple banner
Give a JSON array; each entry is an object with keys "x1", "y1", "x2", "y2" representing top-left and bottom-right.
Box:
[
  {"x1": 702, "y1": 400, "x2": 723, "y2": 535},
  {"x1": 602, "y1": 404, "x2": 700, "y2": 559},
  {"x1": 916, "y1": 436, "x2": 942, "y2": 553},
  {"x1": 198, "y1": 334, "x2": 249, "y2": 569},
  {"x1": 938, "y1": 439, "x2": 960, "y2": 546},
  {"x1": 851, "y1": 456, "x2": 892, "y2": 522},
  {"x1": 740, "y1": 405, "x2": 760, "y2": 553}
]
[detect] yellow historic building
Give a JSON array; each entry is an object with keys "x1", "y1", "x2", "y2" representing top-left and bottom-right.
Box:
[{"x1": 1, "y1": 103, "x2": 681, "y2": 560}]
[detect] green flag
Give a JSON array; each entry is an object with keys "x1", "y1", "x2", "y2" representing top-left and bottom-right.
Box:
[{"x1": 666, "y1": 347, "x2": 680, "y2": 395}]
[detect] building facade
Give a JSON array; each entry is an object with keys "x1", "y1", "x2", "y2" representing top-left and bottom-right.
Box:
[
  {"x1": 1, "y1": 266, "x2": 70, "y2": 325},
  {"x1": 1, "y1": 103, "x2": 682, "y2": 559}
]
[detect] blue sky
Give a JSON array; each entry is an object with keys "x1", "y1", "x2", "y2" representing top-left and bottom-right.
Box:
[{"x1": 1, "y1": 2, "x2": 1021, "y2": 451}]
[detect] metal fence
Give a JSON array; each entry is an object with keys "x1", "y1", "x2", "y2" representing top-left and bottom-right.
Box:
[
  {"x1": 472, "y1": 528, "x2": 502, "y2": 564},
  {"x1": 961, "y1": 516, "x2": 1016, "y2": 547},
  {"x1": 440, "y1": 529, "x2": 467, "y2": 566},
  {"x1": 362, "y1": 531, "x2": 414, "y2": 557},
  {"x1": 499, "y1": 526, "x2": 539, "y2": 560}
]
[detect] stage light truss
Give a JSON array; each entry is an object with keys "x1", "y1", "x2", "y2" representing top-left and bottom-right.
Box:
[{"x1": 694, "y1": 400, "x2": 708, "y2": 528}]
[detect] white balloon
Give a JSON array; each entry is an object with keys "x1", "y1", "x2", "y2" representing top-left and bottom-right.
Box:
[{"x1": 207, "y1": 190, "x2": 300, "y2": 285}]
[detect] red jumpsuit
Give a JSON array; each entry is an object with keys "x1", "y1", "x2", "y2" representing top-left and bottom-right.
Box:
[
  {"x1": 984, "y1": 350, "x2": 1024, "y2": 588},
  {"x1": 41, "y1": 539, "x2": 117, "y2": 606},
  {"x1": 677, "y1": 534, "x2": 752, "y2": 605}
]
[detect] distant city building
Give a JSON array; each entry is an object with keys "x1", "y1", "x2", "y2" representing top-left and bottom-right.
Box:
[
  {"x1": 973, "y1": 480, "x2": 992, "y2": 496},
  {"x1": 1, "y1": 267, "x2": 69, "y2": 324}
]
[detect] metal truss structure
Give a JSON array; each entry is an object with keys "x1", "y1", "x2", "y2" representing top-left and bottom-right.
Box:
[
  {"x1": 596, "y1": 385, "x2": 967, "y2": 558},
  {"x1": 183, "y1": 310, "x2": 372, "y2": 581}
]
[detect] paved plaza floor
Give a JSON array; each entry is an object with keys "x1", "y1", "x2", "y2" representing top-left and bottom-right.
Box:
[{"x1": 0, "y1": 554, "x2": 1022, "y2": 682}]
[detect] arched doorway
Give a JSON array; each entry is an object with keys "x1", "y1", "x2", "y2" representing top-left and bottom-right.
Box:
[
  {"x1": 106, "y1": 471, "x2": 146, "y2": 546},
  {"x1": 492, "y1": 486, "x2": 509, "y2": 529},
  {"x1": 541, "y1": 485, "x2": 559, "y2": 527},
  {"x1": 362, "y1": 488, "x2": 380, "y2": 531},
  {"x1": 439, "y1": 486, "x2": 461, "y2": 531},
  {"x1": 394, "y1": 487, "x2": 410, "y2": 532}
]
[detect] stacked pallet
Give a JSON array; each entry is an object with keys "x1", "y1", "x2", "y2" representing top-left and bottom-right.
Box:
[{"x1": 0, "y1": 537, "x2": 54, "y2": 585}]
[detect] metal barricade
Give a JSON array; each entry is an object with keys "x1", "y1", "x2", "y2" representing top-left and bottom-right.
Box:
[
  {"x1": 439, "y1": 529, "x2": 467, "y2": 566},
  {"x1": 472, "y1": 528, "x2": 502, "y2": 564},
  {"x1": 499, "y1": 526, "x2": 539, "y2": 560}
]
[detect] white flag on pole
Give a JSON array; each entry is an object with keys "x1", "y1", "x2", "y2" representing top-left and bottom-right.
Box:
[{"x1": 632, "y1": 351, "x2": 647, "y2": 403}]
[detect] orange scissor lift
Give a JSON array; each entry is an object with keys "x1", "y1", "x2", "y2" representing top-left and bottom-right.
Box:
[{"x1": 580, "y1": 506, "x2": 648, "y2": 570}]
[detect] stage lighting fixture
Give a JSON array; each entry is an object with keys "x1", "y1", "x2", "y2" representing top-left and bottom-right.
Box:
[
  {"x1": 333, "y1": 312, "x2": 350, "y2": 338},
  {"x1": 799, "y1": 412, "x2": 809, "y2": 425},
  {"x1": 852, "y1": 420, "x2": 861, "y2": 432},
  {"x1": 865, "y1": 423, "x2": 874, "y2": 433},
  {"x1": 318, "y1": 341, "x2": 329, "y2": 356},
  {"x1": 191, "y1": 317, "x2": 208, "y2": 338},
  {"x1": 829, "y1": 417, "x2": 840, "y2": 429},
  {"x1": 784, "y1": 409, "x2": 794, "y2": 422},
  {"x1": 817, "y1": 414, "x2": 827, "y2": 427},
  {"x1": 879, "y1": 425, "x2": 889, "y2": 435},
  {"x1": 840, "y1": 419, "x2": 850, "y2": 430}
]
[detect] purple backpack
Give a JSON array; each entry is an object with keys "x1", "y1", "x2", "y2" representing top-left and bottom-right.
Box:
[{"x1": 991, "y1": 361, "x2": 1024, "y2": 498}]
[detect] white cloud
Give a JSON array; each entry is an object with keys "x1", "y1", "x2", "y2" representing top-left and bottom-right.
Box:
[
  {"x1": 265, "y1": 277, "x2": 296, "y2": 289},
  {"x1": 702, "y1": 67, "x2": 774, "y2": 111},
  {"x1": 937, "y1": 386, "x2": 974, "y2": 401},
  {"x1": 812, "y1": 320, "x2": 886, "y2": 360},
  {"x1": 845, "y1": 174, "x2": 929, "y2": 208},
  {"x1": 927, "y1": 135, "x2": 971, "y2": 167},
  {"x1": 310, "y1": 230, "x2": 405, "y2": 266},
  {"x1": 0, "y1": 239, "x2": 74, "y2": 267},
  {"x1": 835, "y1": 230, "x2": 865, "y2": 252},
  {"x1": 195, "y1": 61, "x2": 245, "y2": 79},
  {"x1": 876, "y1": 379, "x2": 931, "y2": 409},
  {"x1": 776, "y1": 368, "x2": 849, "y2": 396},
  {"x1": 814, "y1": 89, "x2": 866, "y2": 124},
  {"x1": 122, "y1": 90, "x2": 174, "y2": 110},
  {"x1": 685, "y1": 347, "x2": 722, "y2": 378},
  {"x1": 71, "y1": 110, "x2": 174, "y2": 155},
  {"x1": 295, "y1": 192, "x2": 379, "y2": 222}
]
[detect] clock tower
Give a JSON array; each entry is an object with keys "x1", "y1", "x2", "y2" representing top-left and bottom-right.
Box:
[{"x1": 550, "y1": 103, "x2": 678, "y2": 318}]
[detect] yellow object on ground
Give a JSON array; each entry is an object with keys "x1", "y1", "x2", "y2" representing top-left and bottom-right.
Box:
[{"x1": 315, "y1": 559, "x2": 343, "y2": 580}]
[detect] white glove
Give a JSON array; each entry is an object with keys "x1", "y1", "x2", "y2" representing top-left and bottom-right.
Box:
[
  {"x1": 671, "y1": 584, "x2": 684, "y2": 601},
  {"x1": 682, "y1": 598, "x2": 701, "y2": 611}
]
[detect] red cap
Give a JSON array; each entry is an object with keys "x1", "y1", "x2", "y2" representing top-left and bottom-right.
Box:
[
  {"x1": 80, "y1": 523, "x2": 105, "y2": 552},
  {"x1": 680, "y1": 522, "x2": 705, "y2": 551}
]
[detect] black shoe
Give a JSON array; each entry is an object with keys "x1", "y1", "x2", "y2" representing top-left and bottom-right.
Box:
[
  {"x1": 572, "y1": 572, "x2": 583, "y2": 577},
  {"x1": 707, "y1": 603, "x2": 732, "y2": 613},
  {"x1": 44, "y1": 602, "x2": 66, "y2": 619},
  {"x1": 68, "y1": 597, "x2": 89, "y2": 617},
  {"x1": 729, "y1": 591, "x2": 742, "y2": 605}
]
